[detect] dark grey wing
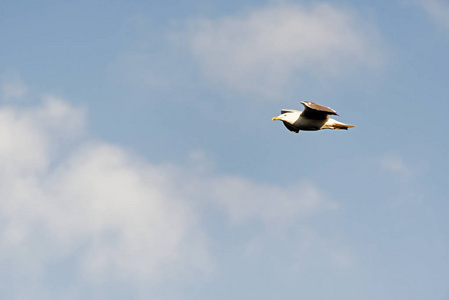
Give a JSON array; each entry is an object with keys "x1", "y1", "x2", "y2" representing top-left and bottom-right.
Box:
[
  {"x1": 300, "y1": 101, "x2": 338, "y2": 120},
  {"x1": 282, "y1": 121, "x2": 299, "y2": 133},
  {"x1": 281, "y1": 109, "x2": 301, "y2": 114}
]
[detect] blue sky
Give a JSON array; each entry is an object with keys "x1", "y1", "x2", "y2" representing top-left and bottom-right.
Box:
[{"x1": 1, "y1": 0, "x2": 449, "y2": 299}]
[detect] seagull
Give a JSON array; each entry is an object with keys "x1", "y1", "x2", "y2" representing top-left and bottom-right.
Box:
[{"x1": 272, "y1": 101, "x2": 355, "y2": 133}]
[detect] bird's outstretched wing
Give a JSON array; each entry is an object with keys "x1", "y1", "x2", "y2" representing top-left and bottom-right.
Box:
[{"x1": 300, "y1": 101, "x2": 338, "y2": 120}]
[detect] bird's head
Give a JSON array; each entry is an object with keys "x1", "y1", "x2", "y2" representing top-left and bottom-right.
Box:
[{"x1": 272, "y1": 112, "x2": 298, "y2": 124}]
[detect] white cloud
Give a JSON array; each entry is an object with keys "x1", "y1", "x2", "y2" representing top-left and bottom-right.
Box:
[
  {"x1": 414, "y1": 0, "x2": 449, "y2": 30},
  {"x1": 0, "y1": 91, "x2": 336, "y2": 297},
  {"x1": 182, "y1": 2, "x2": 383, "y2": 98},
  {"x1": 0, "y1": 96, "x2": 85, "y2": 173},
  {"x1": 0, "y1": 97, "x2": 210, "y2": 296}
]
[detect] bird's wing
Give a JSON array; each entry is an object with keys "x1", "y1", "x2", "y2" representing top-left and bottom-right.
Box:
[
  {"x1": 281, "y1": 109, "x2": 301, "y2": 114},
  {"x1": 282, "y1": 121, "x2": 299, "y2": 133},
  {"x1": 300, "y1": 101, "x2": 338, "y2": 119}
]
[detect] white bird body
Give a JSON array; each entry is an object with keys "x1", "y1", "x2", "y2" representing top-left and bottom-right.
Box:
[{"x1": 272, "y1": 101, "x2": 355, "y2": 133}]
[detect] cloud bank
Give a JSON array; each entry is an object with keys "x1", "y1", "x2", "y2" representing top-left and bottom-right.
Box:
[
  {"x1": 0, "y1": 97, "x2": 210, "y2": 297},
  {"x1": 0, "y1": 91, "x2": 335, "y2": 298}
]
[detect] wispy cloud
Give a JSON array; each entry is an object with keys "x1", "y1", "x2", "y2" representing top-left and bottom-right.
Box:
[
  {"x1": 293, "y1": 229, "x2": 356, "y2": 271},
  {"x1": 1, "y1": 74, "x2": 28, "y2": 100},
  {"x1": 203, "y1": 177, "x2": 336, "y2": 225},
  {"x1": 380, "y1": 153, "x2": 414, "y2": 182},
  {"x1": 414, "y1": 0, "x2": 449, "y2": 30},
  {"x1": 180, "y1": 2, "x2": 383, "y2": 98}
]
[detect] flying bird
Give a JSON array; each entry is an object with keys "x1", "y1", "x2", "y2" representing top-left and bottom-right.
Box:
[{"x1": 272, "y1": 101, "x2": 355, "y2": 133}]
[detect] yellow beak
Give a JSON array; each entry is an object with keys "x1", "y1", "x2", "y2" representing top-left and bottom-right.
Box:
[{"x1": 272, "y1": 116, "x2": 280, "y2": 121}]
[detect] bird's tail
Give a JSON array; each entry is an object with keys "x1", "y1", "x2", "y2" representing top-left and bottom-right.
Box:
[
  {"x1": 322, "y1": 119, "x2": 355, "y2": 130},
  {"x1": 332, "y1": 123, "x2": 355, "y2": 130}
]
